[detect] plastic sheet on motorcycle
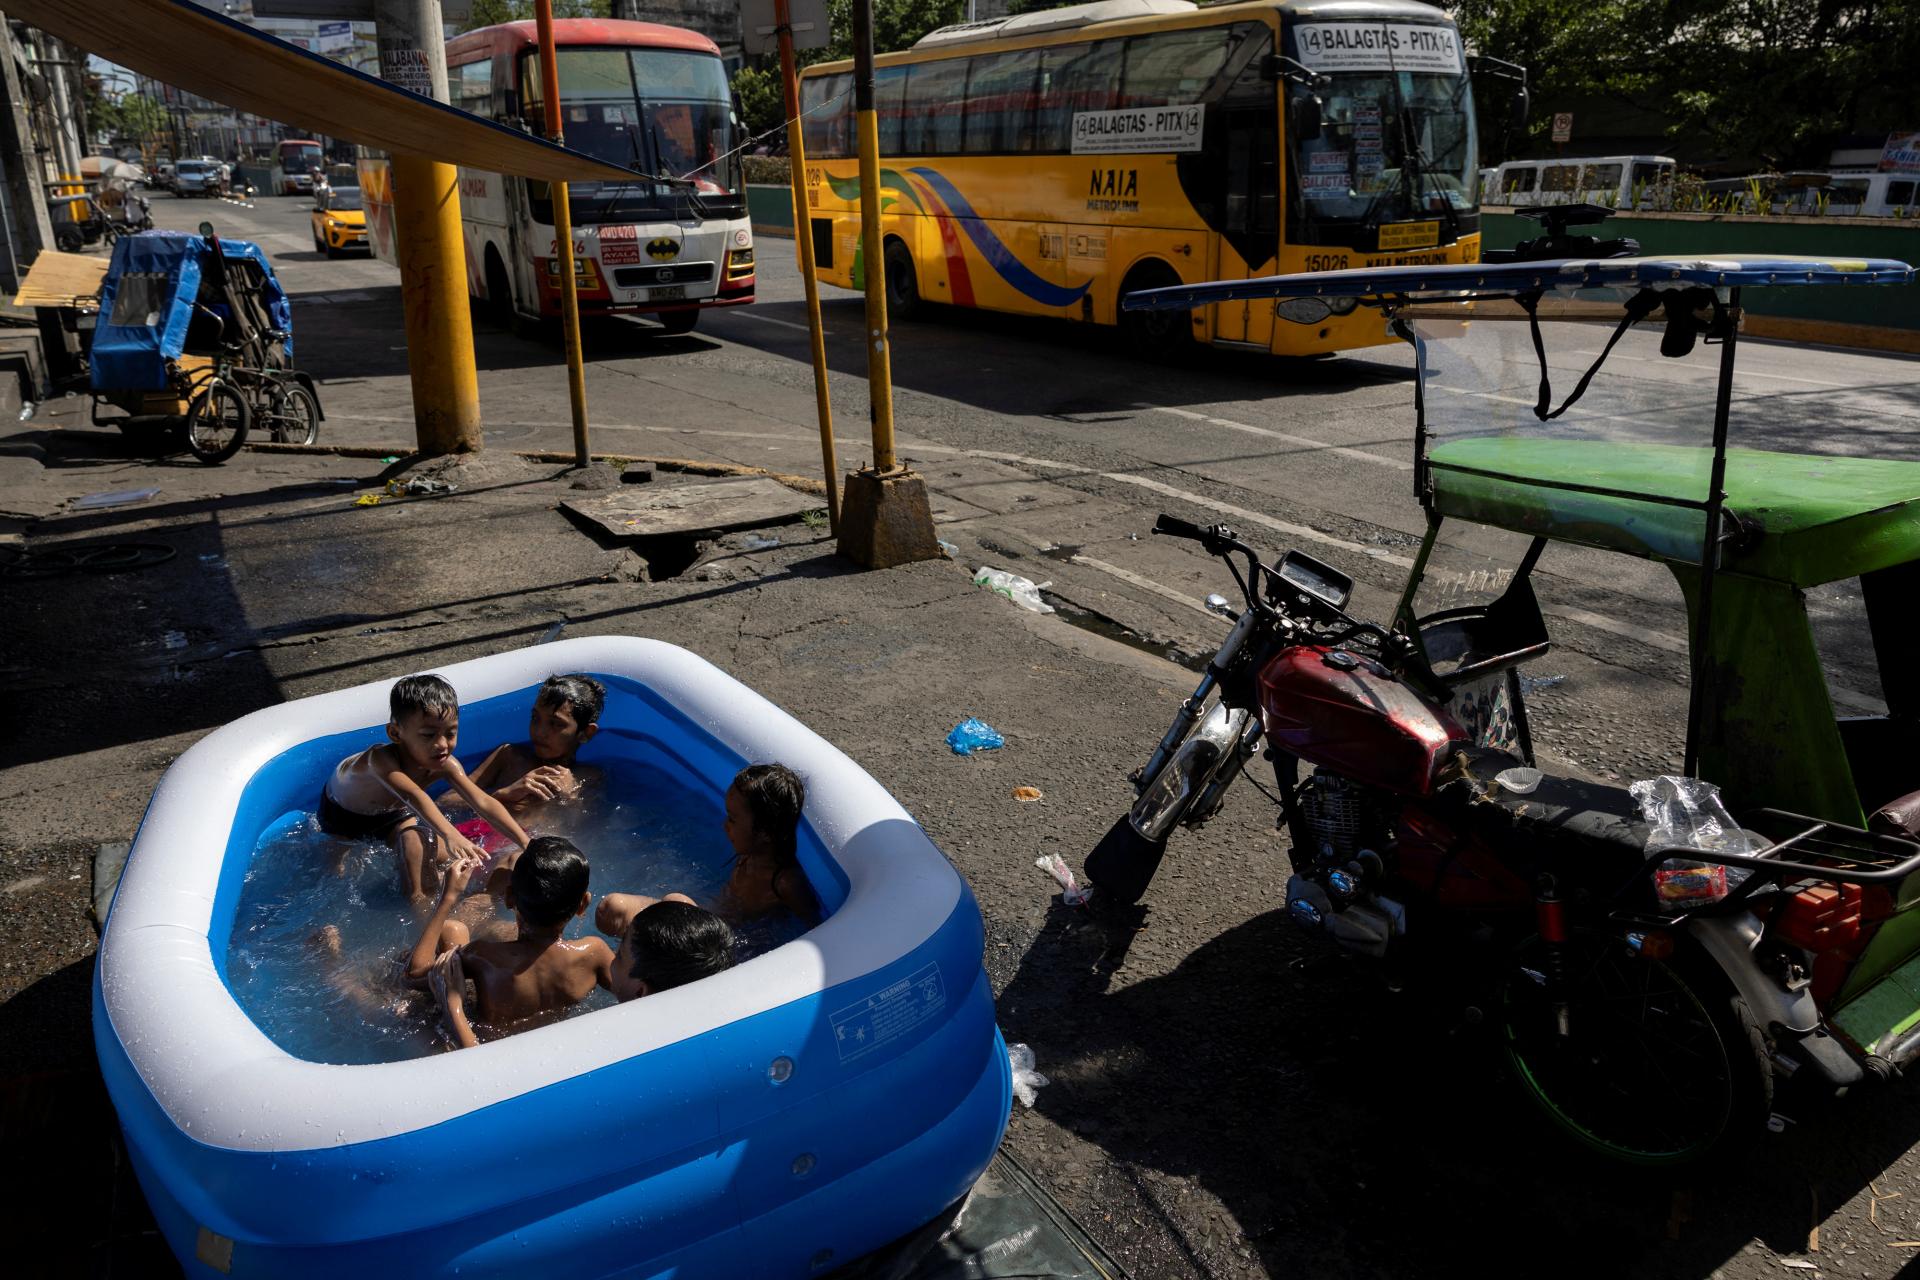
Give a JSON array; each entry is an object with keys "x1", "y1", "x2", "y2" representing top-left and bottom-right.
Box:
[{"x1": 90, "y1": 233, "x2": 291, "y2": 394}]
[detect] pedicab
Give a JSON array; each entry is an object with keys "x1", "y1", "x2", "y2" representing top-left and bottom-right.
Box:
[
  {"x1": 89, "y1": 226, "x2": 322, "y2": 463},
  {"x1": 1106, "y1": 241, "x2": 1920, "y2": 1161}
]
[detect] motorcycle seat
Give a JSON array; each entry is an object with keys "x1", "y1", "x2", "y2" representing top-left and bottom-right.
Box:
[
  {"x1": 1437, "y1": 747, "x2": 1652, "y2": 867},
  {"x1": 1870, "y1": 789, "x2": 1920, "y2": 843}
]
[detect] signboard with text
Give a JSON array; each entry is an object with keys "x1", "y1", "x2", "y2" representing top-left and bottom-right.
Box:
[
  {"x1": 1072, "y1": 105, "x2": 1204, "y2": 155},
  {"x1": 1292, "y1": 23, "x2": 1463, "y2": 75},
  {"x1": 1551, "y1": 112, "x2": 1573, "y2": 143},
  {"x1": 1882, "y1": 131, "x2": 1920, "y2": 172},
  {"x1": 740, "y1": 0, "x2": 830, "y2": 56}
]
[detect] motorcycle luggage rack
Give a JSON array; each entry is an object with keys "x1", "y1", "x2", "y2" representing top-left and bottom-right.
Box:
[{"x1": 1610, "y1": 808, "x2": 1920, "y2": 923}]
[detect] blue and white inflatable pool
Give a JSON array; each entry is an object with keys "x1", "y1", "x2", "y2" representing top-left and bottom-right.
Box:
[{"x1": 94, "y1": 637, "x2": 1011, "y2": 1278}]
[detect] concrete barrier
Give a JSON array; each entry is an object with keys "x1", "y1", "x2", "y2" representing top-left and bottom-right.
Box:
[{"x1": 1482, "y1": 207, "x2": 1920, "y2": 354}]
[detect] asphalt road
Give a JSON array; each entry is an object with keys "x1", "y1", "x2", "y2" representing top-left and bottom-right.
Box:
[{"x1": 112, "y1": 189, "x2": 1920, "y2": 1278}]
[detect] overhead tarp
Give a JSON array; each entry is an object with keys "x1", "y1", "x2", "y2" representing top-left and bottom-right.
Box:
[{"x1": 5, "y1": 0, "x2": 637, "y2": 185}]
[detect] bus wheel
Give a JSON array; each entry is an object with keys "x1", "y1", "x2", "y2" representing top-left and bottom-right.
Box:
[
  {"x1": 884, "y1": 240, "x2": 921, "y2": 321},
  {"x1": 1117, "y1": 261, "x2": 1192, "y2": 361},
  {"x1": 653, "y1": 311, "x2": 698, "y2": 336},
  {"x1": 485, "y1": 250, "x2": 516, "y2": 330}
]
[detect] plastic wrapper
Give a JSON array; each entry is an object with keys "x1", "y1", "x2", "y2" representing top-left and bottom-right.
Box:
[
  {"x1": 946, "y1": 718, "x2": 1005, "y2": 755},
  {"x1": 1629, "y1": 775, "x2": 1753, "y2": 910},
  {"x1": 972, "y1": 566, "x2": 1054, "y2": 614},
  {"x1": 1007, "y1": 1042, "x2": 1049, "y2": 1108}
]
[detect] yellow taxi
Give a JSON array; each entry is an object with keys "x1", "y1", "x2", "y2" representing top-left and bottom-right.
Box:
[{"x1": 309, "y1": 186, "x2": 367, "y2": 257}]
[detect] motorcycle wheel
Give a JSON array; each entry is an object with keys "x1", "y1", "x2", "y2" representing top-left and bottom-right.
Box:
[
  {"x1": 184, "y1": 381, "x2": 250, "y2": 464},
  {"x1": 1499, "y1": 930, "x2": 1771, "y2": 1166}
]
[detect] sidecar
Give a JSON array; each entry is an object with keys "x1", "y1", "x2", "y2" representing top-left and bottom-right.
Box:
[{"x1": 1126, "y1": 251, "x2": 1920, "y2": 1161}]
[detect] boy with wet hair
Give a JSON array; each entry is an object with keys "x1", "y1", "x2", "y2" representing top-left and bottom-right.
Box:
[
  {"x1": 467, "y1": 673, "x2": 608, "y2": 817},
  {"x1": 319, "y1": 672, "x2": 532, "y2": 905},
  {"x1": 606, "y1": 899, "x2": 736, "y2": 1003},
  {"x1": 414, "y1": 835, "x2": 615, "y2": 1049}
]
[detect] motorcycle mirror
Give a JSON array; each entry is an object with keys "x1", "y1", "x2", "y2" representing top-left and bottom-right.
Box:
[
  {"x1": 1204, "y1": 593, "x2": 1235, "y2": 618},
  {"x1": 1275, "y1": 296, "x2": 1334, "y2": 325}
]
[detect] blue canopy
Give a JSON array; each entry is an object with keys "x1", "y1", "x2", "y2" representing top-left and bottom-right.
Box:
[
  {"x1": 1121, "y1": 254, "x2": 1917, "y2": 311},
  {"x1": 91, "y1": 232, "x2": 292, "y2": 392}
]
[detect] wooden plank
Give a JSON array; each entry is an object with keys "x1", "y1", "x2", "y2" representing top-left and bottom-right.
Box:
[
  {"x1": 561, "y1": 477, "x2": 813, "y2": 540},
  {"x1": 13, "y1": 250, "x2": 110, "y2": 309}
]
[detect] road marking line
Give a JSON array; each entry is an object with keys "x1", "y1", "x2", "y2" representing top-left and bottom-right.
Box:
[
  {"x1": 1103, "y1": 472, "x2": 1418, "y2": 568},
  {"x1": 1152, "y1": 406, "x2": 1413, "y2": 471},
  {"x1": 735, "y1": 312, "x2": 823, "y2": 333},
  {"x1": 1069, "y1": 554, "x2": 1229, "y2": 625}
]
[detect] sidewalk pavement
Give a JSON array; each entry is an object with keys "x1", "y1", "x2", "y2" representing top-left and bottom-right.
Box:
[{"x1": 0, "y1": 408, "x2": 1259, "y2": 1278}]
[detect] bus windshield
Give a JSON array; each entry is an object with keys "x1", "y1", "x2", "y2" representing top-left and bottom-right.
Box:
[
  {"x1": 1290, "y1": 69, "x2": 1475, "y2": 241},
  {"x1": 279, "y1": 143, "x2": 323, "y2": 174},
  {"x1": 523, "y1": 46, "x2": 743, "y2": 223}
]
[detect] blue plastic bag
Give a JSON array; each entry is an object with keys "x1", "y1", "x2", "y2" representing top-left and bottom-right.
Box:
[{"x1": 947, "y1": 718, "x2": 1005, "y2": 755}]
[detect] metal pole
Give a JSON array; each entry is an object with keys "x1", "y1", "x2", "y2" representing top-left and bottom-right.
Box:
[
  {"x1": 776, "y1": 0, "x2": 838, "y2": 532},
  {"x1": 374, "y1": 0, "x2": 483, "y2": 455},
  {"x1": 534, "y1": 0, "x2": 591, "y2": 468},
  {"x1": 850, "y1": 0, "x2": 896, "y2": 472},
  {"x1": 1683, "y1": 288, "x2": 1741, "y2": 779}
]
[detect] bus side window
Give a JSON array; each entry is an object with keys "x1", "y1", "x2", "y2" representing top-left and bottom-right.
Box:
[
  {"x1": 454, "y1": 60, "x2": 491, "y2": 115},
  {"x1": 1033, "y1": 39, "x2": 1122, "y2": 152},
  {"x1": 1119, "y1": 27, "x2": 1229, "y2": 109},
  {"x1": 1890, "y1": 180, "x2": 1916, "y2": 207},
  {"x1": 1541, "y1": 164, "x2": 1579, "y2": 193},
  {"x1": 964, "y1": 50, "x2": 1039, "y2": 154},
  {"x1": 1584, "y1": 163, "x2": 1622, "y2": 198},
  {"x1": 1505, "y1": 167, "x2": 1536, "y2": 194},
  {"x1": 802, "y1": 73, "x2": 852, "y2": 159},
  {"x1": 905, "y1": 57, "x2": 969, "y2": 155},
  {"x1": 876, "y1": 64, "x2": 909, "y2": 155}
]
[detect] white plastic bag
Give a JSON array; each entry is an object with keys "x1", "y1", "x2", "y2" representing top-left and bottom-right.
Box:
[
  {"x1": 1007, "y1": 1042, "x2": 1050, "y2": 1109},
  {"x1": 1628, "y1": 775, "x2": 1753, "y2": 909},
  {"x1": 973, "y1": 566, "x2": 1055, "y2": 614},
  {"x1": 1035, "y1": 853, "x2": 1092, "y2": 906}
]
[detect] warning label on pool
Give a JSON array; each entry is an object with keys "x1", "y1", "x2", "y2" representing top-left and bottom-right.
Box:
[{"x1": 831, "y1": 963, "x2": 947, "y2": 1063}]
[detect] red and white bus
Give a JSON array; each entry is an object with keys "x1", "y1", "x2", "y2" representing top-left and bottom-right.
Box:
[
  {"x1": 274, "y1": 138, "x2": 324, "y2": 194},
  {"x1": 435, "y1": 18, "x2": 754, "y2": 334}
]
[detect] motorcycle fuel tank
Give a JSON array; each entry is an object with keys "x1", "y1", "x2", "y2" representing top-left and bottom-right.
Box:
[{"x1": 1259, "y1": 645, "x2": 1463, "y2": 796}]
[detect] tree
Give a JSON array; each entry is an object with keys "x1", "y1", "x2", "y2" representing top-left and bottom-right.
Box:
[
  {"x1": 822, "y1": 0, "x2": 965, "y2": 60},
  {"x1": 1447, "y1": 0, "x2": 1920, "y2": 168},
  {"x1": 460, "y1": 0, "x2": 610, "y2": 32},
  {"x1": 732, "y1": 64, "x2": 783, "y2": 140}
]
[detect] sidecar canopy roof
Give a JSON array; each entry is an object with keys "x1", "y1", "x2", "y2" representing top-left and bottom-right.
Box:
[
  {"x1": 1120, "y1": 255, "x2": 1916, "y2": 311},
  {"x1": 90, "y1": 231, "x2": 290, "y2": 393},
  {"x1": 1428, "y1": 438, "x2": 1920, "y2": 588}
]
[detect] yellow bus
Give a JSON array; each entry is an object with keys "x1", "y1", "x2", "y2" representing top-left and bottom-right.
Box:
[{"x1": 798, "y1": 0, "x2": 1485, "y2": 357}]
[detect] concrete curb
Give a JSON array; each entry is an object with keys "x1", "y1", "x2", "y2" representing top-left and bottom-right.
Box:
[{"x1": 239, "y1": 440, "x2": 830, "y2": 497}]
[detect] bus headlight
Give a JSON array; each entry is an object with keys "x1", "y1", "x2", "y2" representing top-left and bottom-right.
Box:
[{"x1": 727, "y1": 247, "x2": 754, "y2": 278}]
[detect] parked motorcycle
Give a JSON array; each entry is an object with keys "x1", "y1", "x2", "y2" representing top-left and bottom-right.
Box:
[{"x1": 1089, "y1": 238, "x2": 1920, "y2": 1164}]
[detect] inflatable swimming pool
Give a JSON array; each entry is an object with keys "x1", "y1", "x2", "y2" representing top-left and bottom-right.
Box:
[{"x1": 95, "y1": 637, "x2": 1011, "y2": 1278}]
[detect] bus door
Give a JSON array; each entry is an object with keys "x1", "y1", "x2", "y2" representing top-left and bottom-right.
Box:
[{"x1": 1206, "y1": 38, "x2": 1280, "y2": 348}]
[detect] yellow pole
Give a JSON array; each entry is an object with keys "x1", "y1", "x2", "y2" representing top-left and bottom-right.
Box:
[
  {"x1": 776, "y1": 0, "x2": 838, "y2": 532},
  {"x1": 535, "y1": 0, "x2": 591, "y2": 467},
  {"x1": 389, "y1": 155, "x2": 482, "y2": 453},
  {"x1": 850, "y1": 0, "x2": 895, "y2": 472}
]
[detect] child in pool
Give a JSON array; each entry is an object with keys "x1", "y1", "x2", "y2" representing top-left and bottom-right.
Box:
[
  {"x1": 319, "y1": 673, "x2": 532, "y2": 906},
  {"x1": 595, "y1": 763, "x2": 818, "y2": 942},
  {"x1": 469, "y1": 673, "x2": 608, "y2": 818},
  {"x1": 409, "y1": 836, "x2": 613, "y2": 1049},
  {"x1": 601, "y1": 898, "x2": 736, "y2": 1004}
]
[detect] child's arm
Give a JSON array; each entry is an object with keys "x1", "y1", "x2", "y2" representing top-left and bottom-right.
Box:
[
  {"x1": 406, "y1": 854, "x2": 480, "y2": 984},
  {"x1": 428, "y1": 950, "x2": 480, "y2": 1050},
  {"x1": 590, "y1": 936, "x2": 617, "y2": 993},
  {"x1": 375, "y1": 753, "x2": 484, "y2": 863},
  {"x1": 438, "y1": 758, "x2": 536, "y2": 850},
  {"x1": 466, "y1": 744, "x2": 512, "y2": 792}
]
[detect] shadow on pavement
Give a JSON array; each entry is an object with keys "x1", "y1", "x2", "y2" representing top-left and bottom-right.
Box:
[{"x1": 997, "y1": 897, "x2": 1920, "y2": 1276}]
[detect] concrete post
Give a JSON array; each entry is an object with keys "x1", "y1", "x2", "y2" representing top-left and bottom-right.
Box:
[
  {"x1": 0, "y1": 12, "x2": 53, "y2": 287},
  {"x1": 374, "y1": 0, "x2": 483, "y2": 455}
]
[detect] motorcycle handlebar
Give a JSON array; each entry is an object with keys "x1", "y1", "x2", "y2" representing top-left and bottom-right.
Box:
[{"x1": 1153, "y1": 514, "x2": 1211, "y2": 542}]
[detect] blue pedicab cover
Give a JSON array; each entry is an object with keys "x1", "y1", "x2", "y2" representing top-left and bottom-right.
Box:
[{"x1": 90, "y1": 231, "x2": 292, "y2": 392}]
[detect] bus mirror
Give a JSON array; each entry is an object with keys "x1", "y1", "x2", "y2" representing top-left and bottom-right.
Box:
[
  {"x1": 1290, "y1": 96, "x2": 1323, "y2": 143},
  {"x1": 1510, "y1": 86, "x2": 1530, "y2": 130}
]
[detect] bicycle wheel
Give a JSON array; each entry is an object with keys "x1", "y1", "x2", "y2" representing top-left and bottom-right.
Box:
[
  {"x1": 265, "y1": 381, "x2": 320, "y2": 446},
  {"x1": 184, "y1": 380, "x2": 251, "y2": 464}
]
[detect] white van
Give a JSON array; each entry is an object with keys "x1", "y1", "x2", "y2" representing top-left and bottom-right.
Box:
[
  {"x1": 1485, "y1": 155, "x2": 1676, "y2": 209},
  {"x1": 1801, "y1": 171, "x2": 1918, "y2": 217}
]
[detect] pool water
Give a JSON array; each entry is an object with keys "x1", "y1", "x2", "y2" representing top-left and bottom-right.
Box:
[{"x1": 226, "y1": 759, "x2": 807, "y2": 1065}]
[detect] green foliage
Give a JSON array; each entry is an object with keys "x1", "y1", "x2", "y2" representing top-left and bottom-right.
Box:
[
  {"x1": 1449, "y1": 0, "x2": 1920, "y2": 168},
  {"x1": 460, "y1": 0, "x2": 611, "y2": 32},
  {"x1": 822, "y1": 0, "x2": 965, "y2": 60},
  {"x1": 742, "y1": 155, "x2": 793, "y2": 185},
  {"x1": 88, "y1": 90, "x2": 170, "y2": 144},
  {"x1": 733, "y1": 65, "x2": 784, "y2": 139}
]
